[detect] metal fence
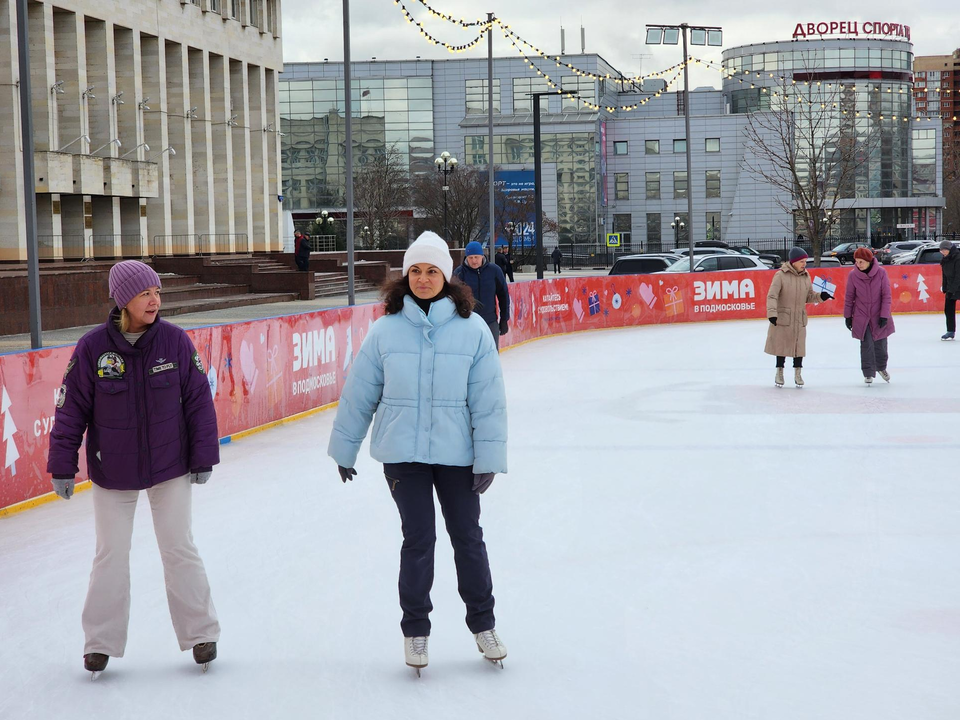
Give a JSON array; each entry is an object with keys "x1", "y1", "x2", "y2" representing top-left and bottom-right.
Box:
[
  {"x1": 513, "y1": 234, "x2": 960, "y2": 270},
  {"x1": 199, "y1": 233, "x2": 249, "y2": 254},
  {"x1": 152, "y1": 234, "x2": 202, "y2": 256}
]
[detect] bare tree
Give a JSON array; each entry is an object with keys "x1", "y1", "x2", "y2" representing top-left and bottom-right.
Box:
[
  {"x1": 411, "y1": 164, "x2": 489, "y2": 247},
  {"x1": 741, "y1": 70, "x2": 881, "y2": 263},
  {"x1": 353, "y1": 145, "x2": 410, "y2": 249},
  {"x1": 944, "y1": 136, "x2": 960, "y2": 238}
]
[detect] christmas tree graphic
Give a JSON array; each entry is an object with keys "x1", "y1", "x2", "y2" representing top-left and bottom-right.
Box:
[
  {"x1": 2, "y1": 385, "x2": 19, "y2": 477},
  {"x1": 917, "y1": 273, "x2": 929, "y2": 304}
]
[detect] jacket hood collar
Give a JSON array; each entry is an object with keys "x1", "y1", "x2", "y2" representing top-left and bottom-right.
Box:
[
  {"x1": 105, "y1": 306, "x2": 162, "y2": 349},
  {"x1": 402, "y1": 294, "x2": 457, "y2": 327}
]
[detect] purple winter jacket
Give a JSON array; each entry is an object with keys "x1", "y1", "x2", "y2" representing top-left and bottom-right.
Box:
[
  {"x1": 47, "y1": 309, "x2": 220, "y2": 490},
  {"x1": 843, "y1": 261, "x2": 895, "y2": 341}
]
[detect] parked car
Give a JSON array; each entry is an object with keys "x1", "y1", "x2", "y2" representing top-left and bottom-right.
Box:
[
  {"x1": 671, "y1": 247, "x2": 739, "y2": 256},
  {"x1": 728, "y1": 246, "x2": 780, "y2": 267},
  {"x1": 694, "y1": 240, "x2": 730, "y2": 249},
  {"x1": 660, "y1": 253, "x2": 771, "y2": 273},
  {"x1": 809, "y1": 256, "x2": 842, "y2": 267},
  {"x1": 915, "y1": 245, "x2": 950, "y2": 264},
  {"x1": 877, "y1": 241, "x2": 924, "y2": 265},
  {"x1": 824, "y1": 242, "x2": 870, "y2": 264},
  {"x1": 892, "y1": 242, "x2": 952, "y2": 265},
  {"x1": 609, "y1": 254, "x2": 681, "y2": 276}
]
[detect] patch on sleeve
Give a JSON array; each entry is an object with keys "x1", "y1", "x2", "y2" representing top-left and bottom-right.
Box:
[
  {"x1": 62, "y1": 358, "x2": 76, "y2": 381},
  {"x1": 192, "y1": 351, "x2": 205, "y2": 374},
  {"x1": 56, "y1": 384, "x2": 67, "y2": 408}
]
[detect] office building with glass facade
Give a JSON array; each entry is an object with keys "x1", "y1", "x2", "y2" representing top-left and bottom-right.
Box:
[{"x1": 281, "y1": 37, "x2": 943, "y2": 250}]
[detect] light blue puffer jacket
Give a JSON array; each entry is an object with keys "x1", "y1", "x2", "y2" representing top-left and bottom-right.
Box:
[{"x1": 328, "y1": 295, "x2": 507, "y2": 473}]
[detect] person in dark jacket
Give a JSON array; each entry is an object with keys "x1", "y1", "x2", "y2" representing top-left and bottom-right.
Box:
[
  {"x1": 551, "y1": 246, "x2": 562, "y2": 274},
  {"x1": 294, "y1": 230, "x2": 312, "y2": 271},
  {"x1": 495, "y1": 247, "x2": 514, "y2": 282},
  {"x1": 843, "y1": 247, "x2": 895, "y2": 384},
  {"x1": 453, "y1": 241, "x2": 510, "y2": 349},
  {"x1": 47, "y1": 260, "x2": 221, "y2": 676},
  {"x1": 939, "y1": 240, "x2": 960, "y2": 340}
]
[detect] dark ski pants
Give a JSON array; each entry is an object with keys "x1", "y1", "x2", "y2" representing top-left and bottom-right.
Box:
[
  {"x1": 295, "y1": 256, "x2": 310, "y2": 271},
  {"x1": 946, "y1": 296, "x2": 957, "y2": 333},
  {"x1": 776, "y1": 356, "x2": 803, "y2": 368},
  {"x1": 486, "y1": 321, "x2": 501, "y2": 351},
  {"x1": 384, "y1": 463, "x2": 495, "y2": 638},
  {"x1": 859, "y1": 326, "x2": 888, "y2": 378},
  {"x1": 554, "y1": 261, "x2": 561, "y2": 274}
]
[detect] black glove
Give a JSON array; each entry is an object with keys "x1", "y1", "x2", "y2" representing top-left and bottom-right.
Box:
[
  {"x1": 768, "y1": 317, "x2": 777, "y2": 326},
  {"x1": 845, "y1": 317, "x2": 853, "y2": 330},
  {"x1": 878, "y1": 317, "x2": 888, "y2": 328},
  {"x1": 498, "y1": 319, "x2": 509, "y2": 336},
  {"x1": 820, "y1": 291, "x2": 832, "y2": 301},
  {"x1": 338, "y1": 466, "x2": 357, "y2": 483}
]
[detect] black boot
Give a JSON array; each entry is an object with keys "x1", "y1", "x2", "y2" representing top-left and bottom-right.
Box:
[
  {"x1": 193, "y1": 642, "x2": 217, "y2": 665},
  {"x1": 84, "y1": 653, "x2": 109, "y2": 672}
]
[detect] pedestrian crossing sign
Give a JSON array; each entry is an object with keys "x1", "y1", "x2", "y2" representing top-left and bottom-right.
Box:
[{"x1": 606, "y1": 233, "x2": 621, "y2": 248}]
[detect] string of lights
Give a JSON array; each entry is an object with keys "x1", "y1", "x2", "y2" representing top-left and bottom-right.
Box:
[
  {"x1": 388, "y1": 4, "x2": 953, "y2": 123},
  {"x1": 409, "y1": 0, "x2": 489, "y2": 27},
  {"x1": 392, "y1": 0, "x2": 491, "y2": 53}
]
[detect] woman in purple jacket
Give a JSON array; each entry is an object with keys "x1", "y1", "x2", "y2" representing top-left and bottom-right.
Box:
[
  {"x1": 843, "y1": 247, "x2": 895, "y2": 385},
  {"x1": 47, "y1": 260, "x2": 221, "y2": 677}
]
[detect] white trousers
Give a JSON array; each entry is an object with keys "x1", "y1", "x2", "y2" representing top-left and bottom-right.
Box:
[{"x1": 82, "y1": 474, "x2": 220, "y2": 656}]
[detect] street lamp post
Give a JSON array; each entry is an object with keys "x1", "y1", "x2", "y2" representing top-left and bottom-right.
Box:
[
  {"x1": 315, "y1": 210, "x2": 336, "y2": 250},
  {"x1": 670, "y1": 215, "x2": 686, "y2": 263},
  {"x1": 646, "y1": 22, "x2": 723, "y2": 272},
  {"x1": 434, "y1": 151, "x2": 458, "y2": 242}
]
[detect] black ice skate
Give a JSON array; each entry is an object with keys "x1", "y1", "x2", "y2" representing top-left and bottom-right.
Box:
[
  {"x1": 84, "y1": 652, "x2": 108, "y2": 680},
  {"x1": 193, "y1": 642, "x2": 217, "y2": 672}
]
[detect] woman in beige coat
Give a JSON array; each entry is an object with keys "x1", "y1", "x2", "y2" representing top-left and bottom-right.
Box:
[{"x1": 765, "y1": 247, "x2": 833, "y2": 387}]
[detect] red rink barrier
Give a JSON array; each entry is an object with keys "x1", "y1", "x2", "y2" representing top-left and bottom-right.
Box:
[{"x1": 0, "y1": 264, "x2": 943, "y2": 511}]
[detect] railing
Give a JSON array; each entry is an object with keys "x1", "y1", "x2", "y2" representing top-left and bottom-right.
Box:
[
  {"x1": 90, "y1": 235, "x2": 145, "y2": 260},
  {"x1": 308, "y1": 235, "x2": 337, "y2": 252},
  {"x1": 152, "y1": 234, "x2": 202, "y2": 256},
  {"x1": 513, "y1": 234, "x2": 960, "y2": 270},
  {"x1": 200, "y1": 233, "x2": 249, "y2": 254},
  {"x1": 37, "y1": 235, "x2": 87, "y2": 261}
]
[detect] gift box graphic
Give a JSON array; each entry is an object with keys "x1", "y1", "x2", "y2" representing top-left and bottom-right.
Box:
[
  {"x1": 588, "y1": 290, "x2": 601, "y2": 316},
  {"x1": 664, "y1": 286, "x2": 684, "y2": 317}
]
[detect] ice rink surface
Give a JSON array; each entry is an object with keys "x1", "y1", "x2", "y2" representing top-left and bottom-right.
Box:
[{"x1": 1, "y1": 314, "x2": 959, "y2": 720}]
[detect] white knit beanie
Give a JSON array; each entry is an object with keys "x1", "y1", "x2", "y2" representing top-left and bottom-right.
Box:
[{"x1": 402, "y1": 231, "x2": 453, "y2": 281}]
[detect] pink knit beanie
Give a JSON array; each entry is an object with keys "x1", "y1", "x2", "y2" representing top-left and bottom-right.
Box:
[{"x1": 108, "y1": 260, "x2": 162, "y2": 310}]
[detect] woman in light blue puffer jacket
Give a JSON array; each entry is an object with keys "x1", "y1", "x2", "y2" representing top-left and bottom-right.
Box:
[{"x1": 328, "y1": 231, "x2": 509, "y2": 674}]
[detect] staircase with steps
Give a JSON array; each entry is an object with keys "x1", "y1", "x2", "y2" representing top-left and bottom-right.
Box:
[
  {"x1": 314, "y1": 272, "x2": 381, "y2": 298},
  {"x1": 155, "y1": 268, "x2": 297, "y2": 317}
]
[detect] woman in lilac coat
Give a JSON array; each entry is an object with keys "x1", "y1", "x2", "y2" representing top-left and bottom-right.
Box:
[
  {"x1": 843, "y1": 247, "x2": 895, "y2": 384},
  {"x1": 47, "y1": 261, "x2": 221, "y2": 676}
]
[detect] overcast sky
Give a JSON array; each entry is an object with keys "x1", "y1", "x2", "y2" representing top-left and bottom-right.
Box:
[{"x1": 280, "y1": 1, "x2": 960, "y2": 89}]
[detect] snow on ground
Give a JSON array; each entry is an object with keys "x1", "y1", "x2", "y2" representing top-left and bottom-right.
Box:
[{"x1": 1, "y1": 314, "x2": 959, "y2": 720}]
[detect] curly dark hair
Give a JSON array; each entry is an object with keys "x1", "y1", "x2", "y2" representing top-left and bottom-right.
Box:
[{"x1": 382, "y1": 275, "x2": 475, "y2": 318}]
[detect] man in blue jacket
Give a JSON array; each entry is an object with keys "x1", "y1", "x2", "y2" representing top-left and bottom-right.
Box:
[{"x1": 453, "y1": 241, "x2": 511, "y2": 349}]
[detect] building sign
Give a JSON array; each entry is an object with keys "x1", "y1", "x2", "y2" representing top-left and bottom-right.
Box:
[
  {"x1": 792, "y1": 21, "x2": 910, "y2": 41},
  {"x1": 494, "y1": 170, "x2": 536, "y2": 248}
]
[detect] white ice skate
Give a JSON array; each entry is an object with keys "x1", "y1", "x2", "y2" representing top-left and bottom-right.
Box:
[
  {"x1": 404, "y1": 636, "x2": 429, "y2": 676},
  {"x1": 864, "y1": 376, "x2": 873, "y2": 385},
  {"x1": 474, "y1": 629, "x2": 507, "y2": 668},
  {"x1": 794, "y1": 368, "x2": 804, "y2": 388},
  {"x1": 879, "y1": 369, "x2": 890, "y2": 383},
  {"x1": 774, "y1": 367, "x2": 784, "y2": 388}
]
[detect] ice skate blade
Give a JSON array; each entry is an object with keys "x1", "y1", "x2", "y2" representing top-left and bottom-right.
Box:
[
  {"x1": 201, "y1": 662, "x2": 210, "y2": 674},
  {"x1": 90, "y1": 671, "x2": 101, "y2": 682}
]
